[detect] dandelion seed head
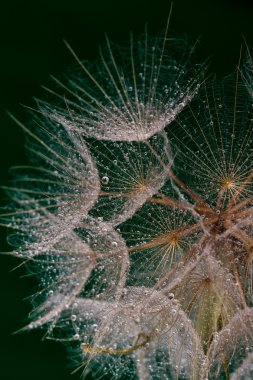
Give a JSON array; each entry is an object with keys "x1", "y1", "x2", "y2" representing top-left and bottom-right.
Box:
[{"x1": 3, "y1": 21, "x2": 253, "y2": 380}]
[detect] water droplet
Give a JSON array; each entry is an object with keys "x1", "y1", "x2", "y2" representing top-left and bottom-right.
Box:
[{"x1": 101, "y1": 176, "x2": 109, "y2": 185}]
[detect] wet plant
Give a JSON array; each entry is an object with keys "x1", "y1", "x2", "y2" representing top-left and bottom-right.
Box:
[{"x1": 2, "y1": 19, "x2": 253, "y2": 380}]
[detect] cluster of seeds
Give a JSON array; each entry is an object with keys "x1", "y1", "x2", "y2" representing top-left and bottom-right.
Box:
[{"x1": 2, "y1": 23, "x2": 253, "y2": 380}]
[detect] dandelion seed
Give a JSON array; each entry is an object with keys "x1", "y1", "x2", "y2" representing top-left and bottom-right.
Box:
[{"x1": 40, "y1": 27, "x2": 206, "y2": 142}]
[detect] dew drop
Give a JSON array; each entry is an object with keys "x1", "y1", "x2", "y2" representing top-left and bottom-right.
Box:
[{"x1": 101, "y1": 176, "x2": 109, "y2": 185}]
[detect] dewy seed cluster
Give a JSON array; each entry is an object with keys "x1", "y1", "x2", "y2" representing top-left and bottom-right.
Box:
[{"x1": 2, "y1": 24, "x2": 253, "y2": 380}]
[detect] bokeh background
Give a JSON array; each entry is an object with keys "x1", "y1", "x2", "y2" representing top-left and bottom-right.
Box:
[{"x1": 0, "y1": 0, "x2": 253, "y2": 379}]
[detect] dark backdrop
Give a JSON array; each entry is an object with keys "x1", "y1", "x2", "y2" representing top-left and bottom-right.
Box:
[{"x1": 0, "y1": 0, "x2": 253, "y2": 379}]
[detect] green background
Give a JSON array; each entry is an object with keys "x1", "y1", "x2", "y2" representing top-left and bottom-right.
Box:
[{"x1": 0, "y1": 0, "x2": 253, "y2": 379}]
